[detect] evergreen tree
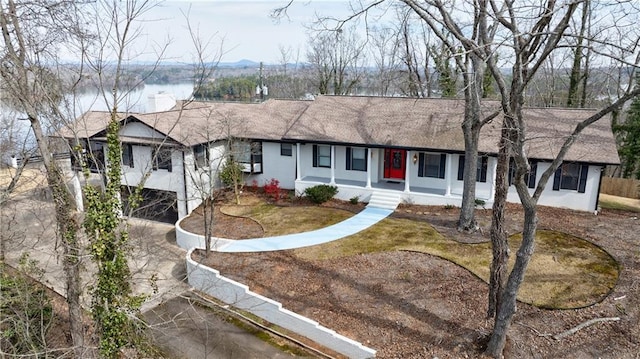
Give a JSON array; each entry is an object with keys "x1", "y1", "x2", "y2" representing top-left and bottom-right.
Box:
[{"x1": 616, "y1": 83, "x2": 640, "y2": 179}]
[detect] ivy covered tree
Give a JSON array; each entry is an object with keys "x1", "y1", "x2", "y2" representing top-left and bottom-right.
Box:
[
  {"x1": 83, "y1": 119, "x2": 145, "y2": 358},
  {"x1": 430, "y1": 42, "x2": 459, "y2": 98},
  {"x1": 81, "y1": 1, "x2": 156, "y2": 357}
]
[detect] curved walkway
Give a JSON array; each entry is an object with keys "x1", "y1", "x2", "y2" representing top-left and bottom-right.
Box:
[{"x1": 177, "y1": 207, "x2": 393, "y2": 252}]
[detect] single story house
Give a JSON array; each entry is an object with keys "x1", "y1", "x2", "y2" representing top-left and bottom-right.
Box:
[{"x1": 57, "y1": 95, "x2": 619, "y2": 222}]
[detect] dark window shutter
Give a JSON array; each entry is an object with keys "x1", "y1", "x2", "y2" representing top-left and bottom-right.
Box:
[
  {"x1": 312, "y1": 145, "x2": 318, "y2": 167},
  {"x1": 508, "y1": 158, "x2": 515, "y2": 186},
  {"x1": 578, "y1": 165, "x2": 588, "y2": 193},
  {"x1": 129, "y1": 144, "x2": 134, "y2": 167},
  {"x1": 457, "y1": 155, "x2": 465, "y2": 181},
  {"x1": 364, "y1": 148, "x2": 368, "y2": 171},
  {"x1": 479, "y1": 157, "x2": 488, "y2": 182},
  {"x1": 528, "y1": 160, "x2": 538, "y2": 189},
  {"x1": 439, "y1": 154, "x2": 446, "y2": 179},
  {"x1": 418, "y1": 153, "x2": 425, "y2": 177},
  {"x1": 346, "y1": 147, "x2": 352, "y2": 170},
  {"x1": 552, "y1": 166, "x2": 562, "y2": 191}
]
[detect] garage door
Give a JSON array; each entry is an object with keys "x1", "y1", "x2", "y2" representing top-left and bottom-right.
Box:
[{"x1": 121, "y1": 186, "x2": 178, "y2": 224}]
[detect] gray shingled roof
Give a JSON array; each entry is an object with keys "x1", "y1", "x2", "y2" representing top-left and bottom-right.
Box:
[{"x1": 60, "y1": 95, "x2": 620, "y2": 165}]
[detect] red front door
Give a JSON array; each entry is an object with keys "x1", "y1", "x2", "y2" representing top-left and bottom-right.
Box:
[{"x1": 384, "y1": 149, "x2": 406, "y2": 180}]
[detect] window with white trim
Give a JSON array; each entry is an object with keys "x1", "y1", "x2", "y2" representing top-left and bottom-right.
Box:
[
  {"x1": 281, "y1": 143, "x2": 293, "y2": 156},
  {"x1": 313, "y1": 144, "x2": 331, "y2": 168},
  {"x1": 457, "y1": 155, "x2": 488, "y2": 182},
  {"x1": 508, "y1": 159, "x2": 537, "y2": 188},
  {"x1": 553, "y1": 162, "x2": 588, "y2": 192},
  {"x1": 346, "y1": 147, "x2": 367, "y2": 171},
  {"x1": 231, "y1": 141, "x2": 263, "y2": 174},
  {"x1": 194, "y1": 144, "x2": 209, "y2": 169},
  {"x1": 153, "y1": 148, "x2": 172, "y2": 172},
  {"x1": 122, "y1": 143, "x2": 134, "y2": 168},
  {"x1": 418, "y1": 153, "x2": 446, "y2": 178}
]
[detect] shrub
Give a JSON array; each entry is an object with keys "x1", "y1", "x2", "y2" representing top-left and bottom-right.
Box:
[
  {"x1": 219, "y1": 160, "x2": 244, "y2": 187},
  {"x1": 304, "y1": 184, "x2": 338, "y2": 204},
  {"x1": 263, "y1": 178, "x2": 281, "y2": 202},
  {"x1": 0, "y1": 254, "x2": 53, "y2": 355},
  {"x1": 444, "y1": 204, "x2": 456, "y2": 210},
  {"x1": 474, "y1": 198, "x2": 486, "y2": 208},
  {"x1": 249, "y1": 179, "x2": 259, "y2": 192},
  {"x1": 349, "y1": 195, "x2": 360, "y2": 205}
]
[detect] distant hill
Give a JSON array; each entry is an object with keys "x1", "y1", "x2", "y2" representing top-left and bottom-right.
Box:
[{"x1": 218, "y1": 59, "x2": 260, "y2": 68}]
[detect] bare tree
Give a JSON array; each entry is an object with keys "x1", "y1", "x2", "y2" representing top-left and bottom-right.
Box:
[
  {"x1": 0, "y1": 1, "x2": 90, "y2": 355},
  {"x1": 306, "y1": 26, "x2": 367, "y2": 95},
  {"x1": 469, "y1": 1, "x2": 640, "y2": 355},
  {"x1": 394, "y1": 8, "x2": 433, "y2": 97},
  {"x1": 369, "y1": 25, "x2": 401, "y2": 96}
]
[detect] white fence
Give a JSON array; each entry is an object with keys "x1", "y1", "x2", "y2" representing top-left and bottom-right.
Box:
[{"x1": 185, "y1": 248, "x2": 376, "y2": 359}]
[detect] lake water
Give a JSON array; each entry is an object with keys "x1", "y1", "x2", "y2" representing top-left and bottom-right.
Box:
[
  {"x1": 75, "y1": 83, "x2": 195, "y2": 114},
  {"x1": 1, "y1": 83, "x2": 195, "y2": 159}
]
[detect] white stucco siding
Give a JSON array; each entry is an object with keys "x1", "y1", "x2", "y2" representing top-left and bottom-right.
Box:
[
  {"x1": 181, "y1": 142, "x2": 227, "y2": 218},
  {"x1": 506, "y1": 162, "x2": 602, "y2": 212},
  {"x1": 245, "y1": 142, "x2": 297, "y2": 189},
  {"x1": 333, "y1": 146, "x2": 368, "y2": 182},
  {"x1": 119, "y1": 121, "x2": 165, "y2": 139},
  {"x1": 408, "y1": 151, "x2": 448, "y2": 193},
  {"x1": 209, "y1": 142, "x2": 227, "y2": 170},
  {"x1": 299, "y1": 144, "x2": 332, "y2": 178},
  {"x1": 121, "y1": 145, "x2": 187, "y2": 217},
  {"x1": 183, "y1": 151, "x2": 207, "y2": 216}
]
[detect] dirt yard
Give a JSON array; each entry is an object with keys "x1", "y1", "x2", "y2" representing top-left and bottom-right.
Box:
[{"x1": 195, "y1": 195, "x2": 640, "y2": 358}]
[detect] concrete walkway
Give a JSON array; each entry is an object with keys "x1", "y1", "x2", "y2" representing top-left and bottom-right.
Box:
[{"x1": 213, "y1": 207, "x2": 393, "y2": 252}]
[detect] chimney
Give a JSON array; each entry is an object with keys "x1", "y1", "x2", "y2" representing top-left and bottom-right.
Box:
[{"x1": 147, "y1": 92, "x2": 176, "y2": 112}]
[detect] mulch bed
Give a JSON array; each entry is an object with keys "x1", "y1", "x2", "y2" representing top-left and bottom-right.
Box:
[{"x1": 191, "y1": 193, "x2": 640, "y2": 358}]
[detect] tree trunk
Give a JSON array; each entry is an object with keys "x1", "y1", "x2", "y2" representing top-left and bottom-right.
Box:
[
  {"x1": 566, "y1": 0, "x2": 589, "y2": 108},
  {"x1": 29, "y1": 117, "x2": 85, "y2": 358},
  {"x1": 457, "y1": 126, "x2": 480, "y2": 232},
  {"x1": 457, "y1": 59, "x2": 483, "y2": 233},
  {"x1": 487, "y1": 131, "x2": 510, "y2": 318},
  {"x1": 486, "y1": 194, "x2": 538, "y2": 357}
]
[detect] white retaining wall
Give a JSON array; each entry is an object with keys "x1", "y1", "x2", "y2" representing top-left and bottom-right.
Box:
[{"x1": 185, "y1": 248, "x2": 376, "y2": 359}]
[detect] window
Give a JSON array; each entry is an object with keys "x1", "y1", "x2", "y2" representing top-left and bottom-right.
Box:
[
  {"x1": 280, "y1": 143, "x2": 293, "y2": 156},
  {"x1": 457, "y1": 155, "x2": 488, "y2": 182},
  {"x1": 231, "y1": 141, "x2": 263, "y2": 174},
  {"x1": 122, "y1": 143, "x2": 134, "y2": 168},
  {"x1": 313, "y1": 144, "x2": 331, "y2": 168},
  {"x1": 194, "y1": 144, "x2": 209, "y2": 169},
  {"x1": 346, "y1": 147, "x2": 367, "y2": 171},
  {"x1": 153, "y1": 148, "x2": 172, "y2": 172},
  {"x1": 508, "y1": 159, "x2": 537, "y2": 188},
  {"x1": 418, "y1": 153, "x2": 446, "y2": 178},
  {"x1": 553, "y1": 162, "x2": 588, "y2": 193}
]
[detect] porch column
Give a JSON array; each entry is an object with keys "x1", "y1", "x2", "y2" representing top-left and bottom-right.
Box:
[
  {"x1": 445, "y1": 153, "x2": 453, "y2": 196},
  {"x1": 296, "y1": 143, "x2": 301, "y2": 181},
  {"x1": 489, "y1": 156, "x2": 498, "y2": 201},
  {"x1": 330, "y1": 145, "x2": 336, "y2": 185},
  {"x1": 366, "y1": 148, "x2": 372, "y2": 188},
  {"x1": 404, "y1": 150, "x2": 411, "y2": 193}
]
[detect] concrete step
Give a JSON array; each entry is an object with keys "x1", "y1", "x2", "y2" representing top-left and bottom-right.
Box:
[{"x1": 367, "y1": 191, "x2": 402, "y2": 210}]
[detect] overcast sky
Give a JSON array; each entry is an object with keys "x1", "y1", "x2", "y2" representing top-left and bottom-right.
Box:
[{"x1": 135, "y1": 1, "x2": 359, "y2": 64}]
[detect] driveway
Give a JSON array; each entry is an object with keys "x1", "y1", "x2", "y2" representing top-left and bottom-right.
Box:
[{"x1": 1, "y1": 193, "x2": 314, "y2": 358}]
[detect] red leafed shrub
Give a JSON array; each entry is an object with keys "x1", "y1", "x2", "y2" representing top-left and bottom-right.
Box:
[
  {"x1": 249, "y1": 179, "x2": 259, "y2": 193},
  {"x1": 263, "y1": 178, "x2": 281, "y2": 202}
]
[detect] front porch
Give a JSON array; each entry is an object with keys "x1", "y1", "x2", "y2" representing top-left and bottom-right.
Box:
[
  {"x1": 293, "y1": 143, "x2": 495, "y2": 208},
  {"x1": 295, "y1": 176, "x2": 494, "y2": 208}
]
